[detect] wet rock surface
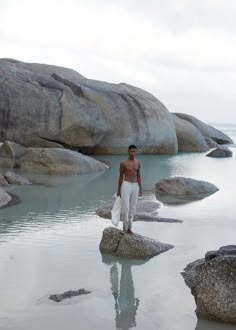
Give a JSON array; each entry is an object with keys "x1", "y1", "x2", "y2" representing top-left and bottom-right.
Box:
[
  {"x1": 182, "y1": 245, "x2": 236, "y2": 324},
  {"x1": 99, "y1": 227, "x2": 174, "y2": 259}
]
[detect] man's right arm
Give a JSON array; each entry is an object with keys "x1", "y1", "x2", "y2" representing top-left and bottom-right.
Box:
[{"x1": 117, "y1": 162, "x2": 125, "y2": 197}]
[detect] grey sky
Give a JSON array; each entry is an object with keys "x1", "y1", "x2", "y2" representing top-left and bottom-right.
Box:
[{"x1": 1, "y1": 0, "x2": 236, "y2": 123}]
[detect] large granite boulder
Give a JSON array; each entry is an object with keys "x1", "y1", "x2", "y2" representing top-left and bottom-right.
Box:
[
  {"x1": 0, "y1": 59, "x2": 178, "y2": 154},
  {"x1": 96, "y1": 199, "x2": 182, "y2": 223},
  {"x1": 182, "y1": 245, "x2": 236, "y2": 324},
  {"x1": 172, "y1": 114, "x2": 209, "y2": 152},
  {"x1": 0, "y1": 187, "x2": 11, "y2": 207},
  {"x1": 173, "y1": 113, "x2": 233, "y2": 144},
  {"x1": 99, "y1": 227, "x2": 174, "y2": 258},
  {"x1": 206, "y1": 146, "x2": 233, "y2": 158},
  {"x1": 156, "y1": 177, "x2": 219, "y2": 196},
  {"x1": 20, "y1": 147, "x2": 109, "y2": 174}
]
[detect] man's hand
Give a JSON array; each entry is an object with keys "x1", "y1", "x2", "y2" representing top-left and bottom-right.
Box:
[
  {"x1": 139, "y1": 189, "x2": 143, "y2": 196},
  {"x1": 117, "y1": 191, "x2": 121, "y2": 197}
]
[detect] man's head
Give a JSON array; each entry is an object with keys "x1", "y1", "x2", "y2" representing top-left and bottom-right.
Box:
[{"x1": 128, "y1": 144, "x2": 137, "y2": 160}]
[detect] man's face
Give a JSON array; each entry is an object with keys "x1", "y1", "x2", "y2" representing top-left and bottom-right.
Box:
[{"x1": 128, "y1": 148, "x2": 136, "y2": 159}]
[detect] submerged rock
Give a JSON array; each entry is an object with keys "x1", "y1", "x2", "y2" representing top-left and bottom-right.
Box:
[
  {"x1": 96, "y1": 199, "x2": 182, "y2": 223},
  {"x1": 182, "y1": 245, "x2": 236, "y2": 324},
  {"x1": 99, "y1": 227, "x2": 174, "y2": 258},
  {"x1": 49, "y1": 289, "x2": 91, "y2": 302},
  {"x1": 206, "y1": 146, "x2": 233, "y2": 158},
  {"x1": 0, "y1": 187, "x2": 11, "y2": 208}
]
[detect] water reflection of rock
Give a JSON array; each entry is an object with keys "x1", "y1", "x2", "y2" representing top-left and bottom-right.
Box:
[
  {"x1": 102, "y1": 254, "x2": 147, "y2": 330},
  {"x1": 195, "y1": 320, "x2": 236, "y2": 330},
  {"x1": 155, "y1": 192, "x2": 215, "y2": 205}
]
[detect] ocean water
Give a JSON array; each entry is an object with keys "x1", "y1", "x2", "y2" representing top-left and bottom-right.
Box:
[{"x1": 0, "y1": 124, "x2": 236, "y2": 330}]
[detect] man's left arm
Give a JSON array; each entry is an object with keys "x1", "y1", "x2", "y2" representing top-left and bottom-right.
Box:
[{"x1": 137, "y1": 161, "x2": 142, "y2": 196}]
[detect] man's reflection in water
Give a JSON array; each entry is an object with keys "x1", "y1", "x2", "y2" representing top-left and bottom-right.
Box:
[
  {"x1": 102, "y1": 254, "x2": 147, "y2": 330},
  {"x1": 110, "y1": 261, "x2": 139, "y2": 330}
]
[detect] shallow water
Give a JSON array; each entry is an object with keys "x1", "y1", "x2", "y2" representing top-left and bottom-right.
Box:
[{"x1": 0, "y1": 130, "x2": 236, "y2": 329}]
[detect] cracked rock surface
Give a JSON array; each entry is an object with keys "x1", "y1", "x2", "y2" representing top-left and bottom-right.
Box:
[{"x1": 182, "y1": 245, "x2": 236, "y2": 324}]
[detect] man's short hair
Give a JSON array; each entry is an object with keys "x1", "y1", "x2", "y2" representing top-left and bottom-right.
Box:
[{"x1": 128, "y1": 144, "x2": 137, "y2": 150}]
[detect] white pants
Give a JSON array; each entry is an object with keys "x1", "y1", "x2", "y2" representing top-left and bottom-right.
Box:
[{"x1": 121, "y1": 181, "x2": 139, "y2": 231}]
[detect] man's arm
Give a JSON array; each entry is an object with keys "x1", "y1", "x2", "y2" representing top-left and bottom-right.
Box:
[
  {"x1": 137, "y1": 161, "x2": 142, "y2": 196},
  {"x1": 117, "y1": 162, "x2": 125, "y2": 197}
]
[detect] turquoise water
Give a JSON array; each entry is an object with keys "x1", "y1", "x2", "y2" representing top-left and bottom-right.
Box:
[{"x1": 0, "y1": 125, "x2": 236, "y2": 330}]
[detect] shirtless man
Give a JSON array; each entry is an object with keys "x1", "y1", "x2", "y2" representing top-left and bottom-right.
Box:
[{"x1": 117, "y1": 145, "x2": 142, "y2": 234}]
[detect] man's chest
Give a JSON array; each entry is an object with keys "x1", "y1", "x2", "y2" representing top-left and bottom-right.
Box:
[{"x1": 124, "y1": 161, "x2": 139, "y2": 172}]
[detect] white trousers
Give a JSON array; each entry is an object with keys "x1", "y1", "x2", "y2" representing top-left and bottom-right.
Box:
[{"x1": 121, "y1": 181, "x2": 139, "y2": 231}]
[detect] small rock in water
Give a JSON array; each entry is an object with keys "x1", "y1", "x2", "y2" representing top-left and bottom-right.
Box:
[{"x1": 49, "y1": 289, "x2": 91, "y2": 302}]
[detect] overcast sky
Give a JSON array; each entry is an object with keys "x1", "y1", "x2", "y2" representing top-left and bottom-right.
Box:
[{"x1": 1, "y1": 0, "x2": 236, "y2": 123}]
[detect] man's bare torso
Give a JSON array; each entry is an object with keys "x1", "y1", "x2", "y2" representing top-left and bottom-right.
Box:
[{"x1": 120, "y1": 159, "x2": 140, "y2": 183}]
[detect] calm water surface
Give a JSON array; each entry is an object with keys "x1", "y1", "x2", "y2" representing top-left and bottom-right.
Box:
[{"x1": 0, "y1": 125, "x2": 236, "y2": 330}]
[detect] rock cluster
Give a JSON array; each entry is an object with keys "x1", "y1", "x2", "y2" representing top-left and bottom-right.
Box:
[{"x1": 0, "y1": 59, "x2": 232, "y2": 154}]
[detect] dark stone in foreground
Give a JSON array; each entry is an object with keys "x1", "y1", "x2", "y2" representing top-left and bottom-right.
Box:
[
  {"x1": 49, "y1": 289, "x2": 91, "y2": 302},
  {"x1": 99, "y1": 227, "x2": 174, "y2": 259},
  {"x1": 182, "y1": 245, "x2": 236, "y2": 324}
]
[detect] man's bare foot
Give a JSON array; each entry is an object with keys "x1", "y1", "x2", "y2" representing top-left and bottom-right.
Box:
[{"x1": 127, "y1": 229, "x2": 133, "y2": 235}]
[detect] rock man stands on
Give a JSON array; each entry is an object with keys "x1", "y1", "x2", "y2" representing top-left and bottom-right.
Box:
[{"x1": 117, "y1": 145, "x2": 142, "y2": 234}]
